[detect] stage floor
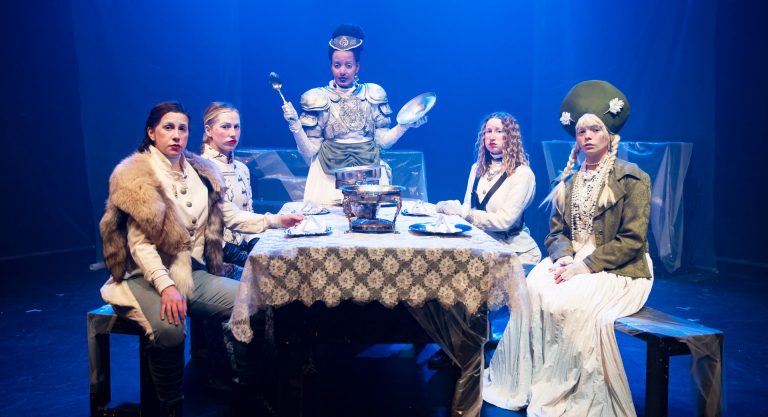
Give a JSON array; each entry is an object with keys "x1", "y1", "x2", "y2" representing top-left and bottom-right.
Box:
[{"x1": 0, "y1": 249, "x2": 762, "y2": 416}]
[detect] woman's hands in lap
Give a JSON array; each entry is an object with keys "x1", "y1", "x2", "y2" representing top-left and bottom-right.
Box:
[{"x1": 551, "y1": 258, "x2": 590, "y2": 284}]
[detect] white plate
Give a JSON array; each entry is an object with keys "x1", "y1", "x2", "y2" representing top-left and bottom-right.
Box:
[{"x1": 396, "y1": 92, "x2": 437, "y2": 125}]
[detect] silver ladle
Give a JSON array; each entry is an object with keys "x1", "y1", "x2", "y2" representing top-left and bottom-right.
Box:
[{"x1": 269, "y1": 72, "x2": 287, "y2": 104}]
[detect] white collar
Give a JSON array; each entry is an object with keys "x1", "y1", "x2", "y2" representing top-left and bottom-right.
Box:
[
  {"x1": 149, "y1": 145, "x2": 187, "y2": 180},
  {"x1": 202, "y1": 143, "x2": 232, "y2": 164}
]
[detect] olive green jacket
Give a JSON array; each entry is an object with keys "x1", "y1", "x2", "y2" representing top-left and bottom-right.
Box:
[{"x1": 544, "y1": 159, "x2": 652, "y2": 278}]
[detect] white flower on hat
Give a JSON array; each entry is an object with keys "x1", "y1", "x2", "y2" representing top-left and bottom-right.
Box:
[
  {"x1": 606, "y1": 97, "x2": 624, "y2": 115},
  {"x1": 560, "y1": 112, "x2": 573, "y2": 126}
]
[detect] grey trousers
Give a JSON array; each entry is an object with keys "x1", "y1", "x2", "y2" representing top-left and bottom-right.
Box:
[{"x1": 126, "y1": 269, "x2": 247, "y2": 405}]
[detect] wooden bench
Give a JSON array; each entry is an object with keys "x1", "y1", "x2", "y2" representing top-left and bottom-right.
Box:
[
  {"x1": 486, "y1": 306, "x2": 723, "y2": 417},
  {"x1": 615, "y1": 306, "x2": 723, "y2": 417},
  {"x1": 87, "y1": 305, "x2": 158, "y2": 417}
]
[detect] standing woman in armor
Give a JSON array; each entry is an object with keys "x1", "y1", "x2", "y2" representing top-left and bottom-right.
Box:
[
  {"x1": 482, "y1": 81, "x2": 653, "y2": 417},
  {"x1": 199, "y1": 102, "x2": 258, "y2": 272},
  {"x1": 436, "y1": 112, "x2": 541, "y2": 266},
  {"x1": 281, "y1": 24, "x2": 427, "y2": 204}
]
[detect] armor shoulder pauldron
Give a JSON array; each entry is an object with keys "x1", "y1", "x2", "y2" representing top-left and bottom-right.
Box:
[
  {"x1": 364, "y1": 83, "x2": 388, "y2": 104},
  {"x1": 300, "y1": 88, "x2": 330, "y2": 111}
]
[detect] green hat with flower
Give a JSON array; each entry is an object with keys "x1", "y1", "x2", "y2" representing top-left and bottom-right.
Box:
[{"x1": 559, "y1": 80, "x2": 630, "y2": 136}]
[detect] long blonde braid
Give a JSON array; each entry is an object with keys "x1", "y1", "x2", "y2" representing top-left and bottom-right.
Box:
[
  {"x1": 542, "y1": 142, "x2": 580, "y2": 213},
  {"x1": 597, "y1": 133, "x2": 621, "y2": 208}
]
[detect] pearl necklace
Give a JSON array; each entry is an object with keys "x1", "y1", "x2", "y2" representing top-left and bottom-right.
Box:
[{"x1": 571, "y1": 158, "x2": 609, "y2": 242}]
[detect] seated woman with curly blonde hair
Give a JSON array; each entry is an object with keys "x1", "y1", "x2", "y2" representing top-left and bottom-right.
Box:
[{"x1": 436, "y1": 111, "x2": 541, "y2": 265}]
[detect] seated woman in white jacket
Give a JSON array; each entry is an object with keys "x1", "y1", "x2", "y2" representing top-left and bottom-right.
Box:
[
  {"x1": 199, "y1": 102, "x2": 258, "y2": 272},
  {"x1": 99, "y1": 102, "x2": 303, "y2": 416},
  {"x1": 436, "y1": 112, "x2": 541, "y2": 265}
]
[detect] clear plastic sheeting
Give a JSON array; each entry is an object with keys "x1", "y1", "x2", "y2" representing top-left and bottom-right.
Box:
[
  {"x1": 408, "y1": 302, "x2": 489, "y2": 417},
  {"x1": 542, "y1": 141, "x2": 693, "y2": 272},
  {"x1": 615, "y1": 306, "x2": 724, "y2": 417},
  {"x1": 235, "y1": 148, "x2": 429, "y2": 202}
]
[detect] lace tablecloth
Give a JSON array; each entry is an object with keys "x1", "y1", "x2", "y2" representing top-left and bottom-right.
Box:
[{"x1": 230, "y1": 202, "x2": 527, "y2": 343}]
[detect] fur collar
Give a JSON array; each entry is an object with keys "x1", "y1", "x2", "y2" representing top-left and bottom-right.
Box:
[{"x1": 100, "y1": 150, "x2": 226, "y2": 291}]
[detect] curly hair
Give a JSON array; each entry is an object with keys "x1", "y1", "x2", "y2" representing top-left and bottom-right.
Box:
[{"x1": 474, "y1": 112, "x2": 529, "y2": 178}]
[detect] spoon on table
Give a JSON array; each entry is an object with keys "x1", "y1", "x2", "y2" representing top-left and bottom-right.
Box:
[{"x1": 269, "y1": 72, "x2": 287, "y2": 104}]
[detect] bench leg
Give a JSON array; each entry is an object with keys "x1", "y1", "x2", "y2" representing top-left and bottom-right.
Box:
[
  {"x1": 645, "y1": 342, "x2": 670, "y2": 417},
  {"x1": 89, "y1": 333, "x2": 111, "y2": 417}
]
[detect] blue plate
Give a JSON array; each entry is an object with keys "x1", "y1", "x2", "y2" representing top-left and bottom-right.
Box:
[
  {"x1": 401, "y1": 209, "x2": 432, "y2": 217},
  {"x1": 409, "y1": 222, "x2": 472, "y2": 235},
  {"x1": 285, "y1": 226, "x2": 333, "y2": 237},
  {"x1": 301, "y1": 207, "x2": 330, "y2": 215}
]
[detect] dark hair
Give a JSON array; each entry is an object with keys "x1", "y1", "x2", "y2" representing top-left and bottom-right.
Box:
[
  {"x1": 138, "y1": 102, "x2": 190, "y2": 152},
  {"x1": 327, "y1": 24, "x2": 365, "y2": 61}
]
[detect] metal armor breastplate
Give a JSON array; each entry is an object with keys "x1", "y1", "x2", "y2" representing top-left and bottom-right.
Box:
[{"x1": 326, "y1": 95, "x2": 374, "y2": 139}]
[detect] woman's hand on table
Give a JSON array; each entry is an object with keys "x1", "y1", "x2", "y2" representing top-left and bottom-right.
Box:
[
  {"x1": 436, "y1": 200, "x2": 463, "y2": 216},
  {"x1": 278, "y1": 213, "x2": 304, "y2": 228},
  {"x1": 160, "y1": 285, "x2": 186, "y2": 326}
]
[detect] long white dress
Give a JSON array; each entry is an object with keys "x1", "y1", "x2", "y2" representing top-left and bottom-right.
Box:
[{"x1": 483, "y1": 164, "x2": 653, "y2": 417}]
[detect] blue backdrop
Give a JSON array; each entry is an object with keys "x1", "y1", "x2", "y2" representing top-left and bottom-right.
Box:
[{"x1": 7, "y1": 0, "x2": 763, "y2": 271}]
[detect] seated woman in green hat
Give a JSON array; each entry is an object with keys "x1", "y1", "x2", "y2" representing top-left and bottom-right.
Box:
[{"x1": 483, "y1": 81, "x2": 653, "y2": 417}]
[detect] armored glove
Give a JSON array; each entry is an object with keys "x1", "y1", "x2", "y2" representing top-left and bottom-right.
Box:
[
  {"x1": 282, "y1": 102, "x2": 301, "y2": 131},
  {"x1": 281, "y1": 102, "x2": 321, "y2": 158},
  {"x1": 404, "y1": 115, "x2": 428, "y2": 129}
]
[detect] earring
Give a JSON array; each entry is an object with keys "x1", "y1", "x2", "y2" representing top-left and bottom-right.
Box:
[{"x1": 353, "y1": 74, "x2": 359, "y2": 87}]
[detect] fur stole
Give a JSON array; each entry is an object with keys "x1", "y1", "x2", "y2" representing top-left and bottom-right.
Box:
[{"x1": 100, "y1": 150, "x2": 225, "y2": 297}]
